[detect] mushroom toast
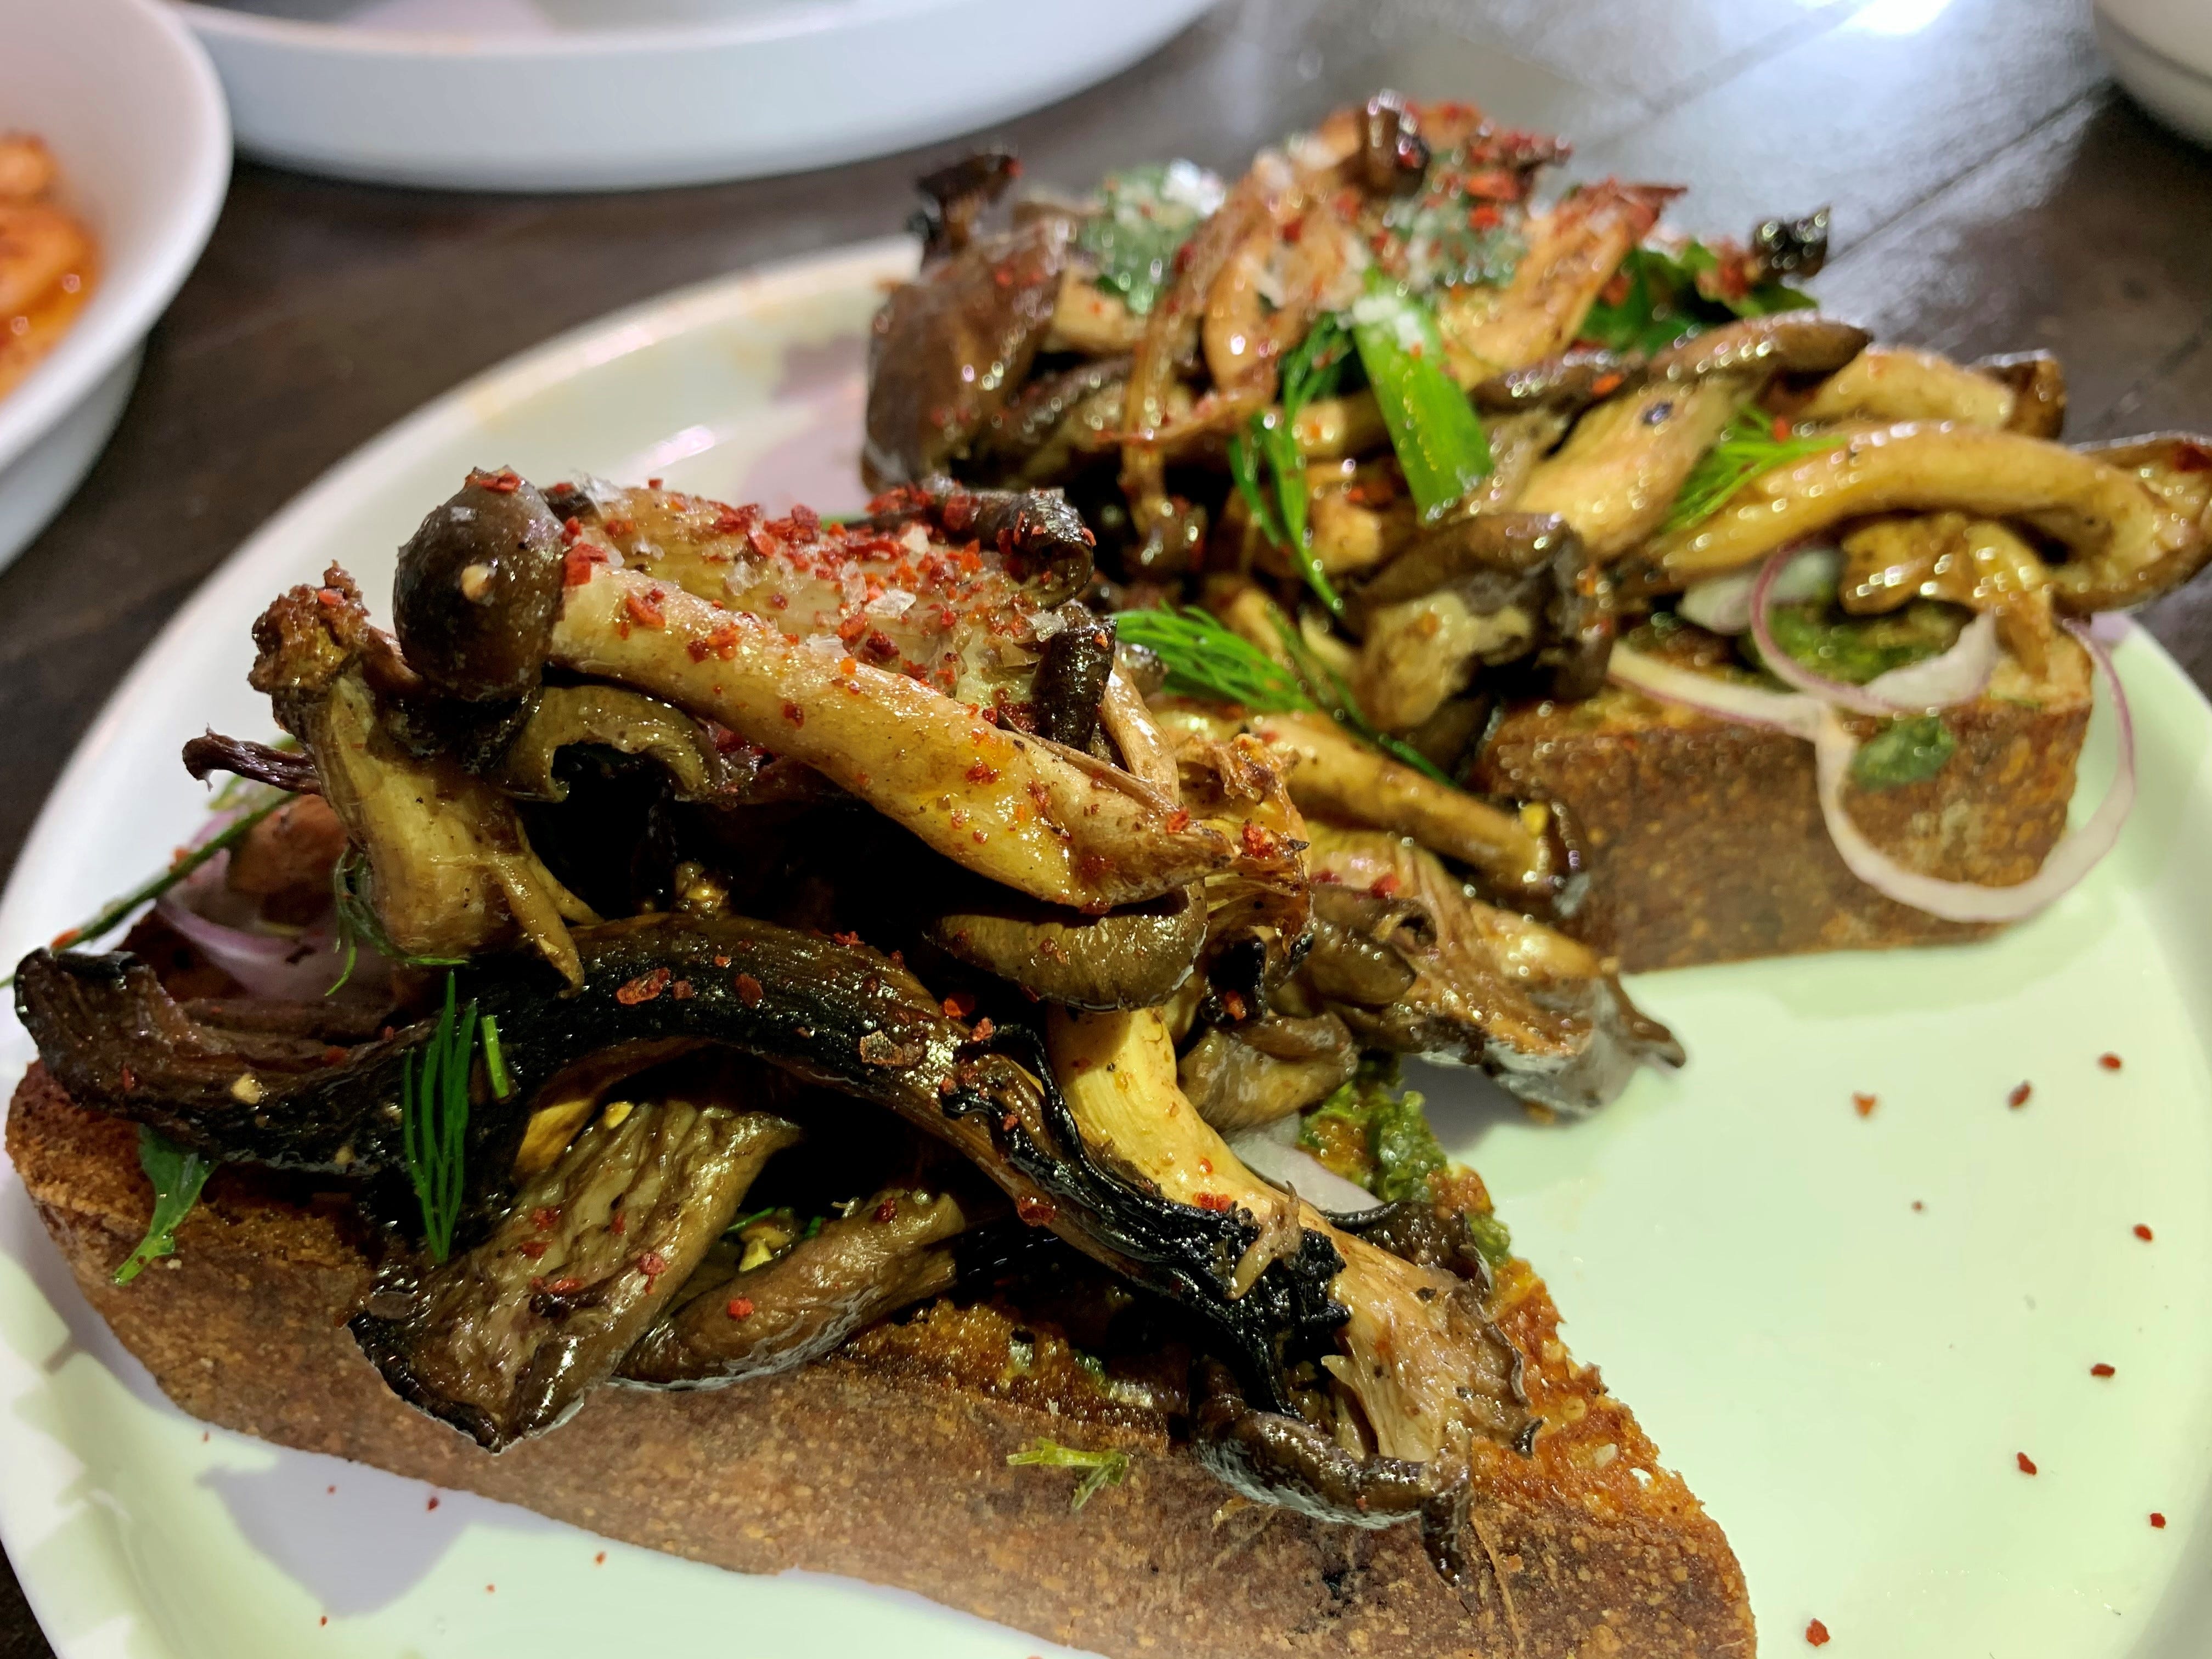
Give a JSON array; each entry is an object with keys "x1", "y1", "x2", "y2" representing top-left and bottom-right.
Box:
[
  {"x1": 866, "y1": 95, "x2": 2210, "y2": 969},
  {"x1": 10, "y1": 470, "x2": 1746, "y2": 1658}
]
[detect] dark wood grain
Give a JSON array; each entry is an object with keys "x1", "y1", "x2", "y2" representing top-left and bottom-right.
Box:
[{"x1": 4, "y1": 0, "x2": 2209, "y2": 1647}]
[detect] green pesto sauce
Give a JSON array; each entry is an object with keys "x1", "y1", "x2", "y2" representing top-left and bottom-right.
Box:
[{"x1": 1850, "y1": 713, "x2": 1956, "y2": 790}]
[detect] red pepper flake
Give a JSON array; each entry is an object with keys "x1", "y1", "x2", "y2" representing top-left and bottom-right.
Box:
[
  {"x1": 49, "y1": 927, "x2": 80, "y2": 948},
  {"x1": 2091, "y1": 1362, "x2": 2115, "y2": 1377},
  {"x1": 1240, "y1": 822, "x2": 1277, "y2": 859},
  {"x1": 426, "y1": 1494, "x2": 441, "y2": 1511},
  {"x1": 2008, "y1": 1081, "x2": 2033, "y2": 1108},
  {"x1": 2100, "y1": 1052, "x2": 2124, "y2": 1071},
  {"x1": 1368, "y1": 873, "x2": 1401, "y2": 899},
  {"x1": 966, "y1": 760, "x2": 1000, "y2": 785},
  {"x1": 1911, "y1": 1199, "x2": 1925, "y2": 1212},
  {"x1": 541, "y1": 1276, "x2": 583, "y2": 1295},
  {"x1": 713, "y1": 954, "x2": 731, "y2": 968},
  {"x1": 972, "y1": 1016, "x2": 995, "y2": 1041},
  {"x1": 781, "y1": 700, "x2": 805, "y2": 727},
  {"x1": 873, "y1": 1198, "x2": 900, "y2": 1223},
  {"x1": 1193, "y1": 1193, "x2": 1237, "y2": 1212},
  {"x1": 530, "y1": 1206, "x2": 560, "y2": 1231},
  {"x1": 1770, "y1": 416, "x2": 1793, "y2": 442},
  {"x1": 594, "y1": 1550, "x2": 608, "y2": 1564},
  {"x1": 2135, "y1": 1222, "x2": 2155, "y2": 1241},
  {"x1": 2017, "y1": 1452, "x2": 2038, "y2": 1475},
  {"x1": 615, "y1": 967, "x2": 672, "y2": 1005},
  {"x1": 320, "y1": 1616, "x2": 329, "y2": 1627},
  {"x1": 119, "y1": 1064, "x2": 137, "y2": 1092},
  {"x1": 672, "y1": 979, "x2": 695, "y2": 1000},
  {"x1": 316, "y1": 586, "x2": 345, "y2": 607},
  {"x1": 942, "y1": 991, "x2": 977, "y2": 1019},
  {"x1": 486, "y1": 1584, "x2": 496, "y2": 1595},
  {"x1": 562, "y1": 543, "x2": 608, "y2": 586},
  {"x1": 726, "y1": 1297, "x2": 755, "y2": 1320},
  {"x1": 610, "y1": 1212, "x2": 627, "y2": 1235},
  {"x1": 1805, "y1": 1620, "x2": 1830, "y2": 1648},
  {"x1": 466, "y1": 467, "x2": 521, "y2": 494},
  {"x1": 1015, "y1": 1194, "x2": 1058, "y2": 1226},
  {"x1": 2152, "y1": 1511, "x2": 2168, "y2": 1528},
  {"x1": 735, "y1": 972, "x2": 763, "y2": 1007},
  {"x1": 832, "y1": 929, "x2": 862, "y2": 947},
  {"x1": 1853, "y1": 1092, "x2": 1877, "y2": 1118},
  {"x1": 517, "y1": 1239, "x2": 549, "y2": 1260},
  {"x1": 1165, "y1": 809, "x2": 1191, "y2": 833},
  {"x1": 1220, "y1": 990, "x2": 1249, "y2": 1022},
  {"x1": 624, "y1": 587, "x2": 668, "y2": 629},
  {"x1": 637, "y1": 1250, "x2": 668, "y2": 1278}
]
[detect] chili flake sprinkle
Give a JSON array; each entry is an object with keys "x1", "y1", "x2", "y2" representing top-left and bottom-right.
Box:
[
  {"x1": 624, "y1": 587, "x2": 668, "y2": 629},
  {"x1": 427, "y1": 1494, "x2": 441, "y2": 1511},
  {"x1": 466, "y1": 467, "x2": 521, "y2": 494},
  {"x1": 1853, "y1": 1092, "x2": 1877, "y2": 1117},
  {"x1": 2017, "y1": 1452, "x2": 2038, "y2": 1475},
  {"x1": 726, "y1": 1297, "x2": 755, "y2": 1320},
  {"x1": 2100, "y1": 1052, "x2": 2124, "y2": 1071},
  {"x1": 2152, "y1": 1512, "x2": 2168, "y2": 1528},
  {"x1": 636, "y1": 1250, "x2": 669, "y2": 1278},
  {"x1": 2008, "y1": 1082, "x2": 2033, "y2": 1109},
  {"x1": 734, "y1": 972, "x2": 764, "y2": 1007},
  {"x1": 1804, "y1": 1619, "x2": 1830, "y2": 1647},
  {"x1": 2135, "y1": 1222, "x2": 2155, "y2": 1241},
  {"x1": 2091, "y1": 1363, "x2": 2115, "y2": 1377},
  {"x1": 614, "y1": 968, "x2": 672, "y2": 1005}
]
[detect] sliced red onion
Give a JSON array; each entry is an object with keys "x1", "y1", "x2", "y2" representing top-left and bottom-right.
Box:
[
  {"x1": 1679, "y1": 545, "x2": 1839, "y2": 635},
  {"x1": 152, "y1": 800, "x2": 369, "y2": 1000},
  {"x1": 1750, "y1": 546, "x2": 1996, "y2": 715},
  {"x1": 1606, "y1": 641, "x2": 1822, "y2": 737},
  {"x1": 1809, "y1": 619, "x2": 2135, "y2": 923},
  {"x1": 1226, "y1": 1121, "x2": 1382, "y2": 1216}
]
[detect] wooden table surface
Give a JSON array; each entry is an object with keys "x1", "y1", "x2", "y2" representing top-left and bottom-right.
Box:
[{"x1": 3, "y1": 0, "x2": 2209, "y2": 1648}]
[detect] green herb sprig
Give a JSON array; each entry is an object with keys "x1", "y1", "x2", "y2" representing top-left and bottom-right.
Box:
[
  {"x1": 1, "y1": 797, "x2": 287, "y2": 988},
  {"x1": 1579, "y1": 240, "x2": 1818, "y2": 357},
  {"x1": 1663, "y1": 405, "x2": 1847, "y2": 535},
  {"x1": 403, "y1": 973, "x2": 481, "y2": 1262},
  {"x1": 328, "y1": 847, "x2": 465, "y2": 994},
  {"x1": 114, "y1": 1126, "x2": 215, "y2": 1285},
  {"x1": 1007, "y1": 1437, "x2": 1131, "y2": 1511},
  {"x1": 1229, "y1": 315, "x2": 1355, "y2": 614},
  {"x1": 1347, "y1": 275, "x2": 1493, "y2": 518},
  {"x1": 1113, "y1": 606, "x2": 1454, "y2": 786}
]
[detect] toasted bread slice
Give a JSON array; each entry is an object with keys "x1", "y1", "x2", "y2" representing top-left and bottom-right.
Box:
[
  {"x1": 1476, "y1": 635, "x2": 2091, "y2": 972},
  {"x1": 9, "y1": 1063, "x2": 1752, "y2": 1658}
]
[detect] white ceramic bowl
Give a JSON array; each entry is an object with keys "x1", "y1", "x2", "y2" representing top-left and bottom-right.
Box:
[
  {"x1": 2097, "y1": 0, "x2": 2212, "y2": 147},
  {"x1": 178, "y1": 0, "x2": 1214, "y2": 192},
  {"x1": 0, "y1": 0, "x2": 229, "y2": 572}
]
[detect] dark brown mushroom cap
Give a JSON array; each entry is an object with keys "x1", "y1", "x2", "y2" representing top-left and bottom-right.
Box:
[
  {"x1": 1344, "y1": 510, "x2": 1580, "y2": 634},
  {"x1": 392, "y1": 470, "x2": 564, "y2": 703},
  {"x1": 921, "y1": 884, "x2": 1206, "y2": 1011},
  {"x1": 1648, "y1": 312, "x2": 1870, "y2": 381}
]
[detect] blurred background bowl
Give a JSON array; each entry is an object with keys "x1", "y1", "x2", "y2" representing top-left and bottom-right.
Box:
[
  {"x1": 179, "y1": 0, "x2": 1217, "y2": 191},
  {"x1": 0, "y1": 0, "x2": 229, "y2": 573},
  {"x1": 2097, "y1": 0, "x2": 2212, "y2": 146}
]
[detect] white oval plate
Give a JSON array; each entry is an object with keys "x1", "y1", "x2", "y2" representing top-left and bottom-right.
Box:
[
  {"x1": 4, "y1": 241, "x2": 2211, "y2": 1658},
  {"x1": 179, "y1": 0, "x2": 1214, "y2": 191},
  {"x1": 0, "y1": 0, "x2": 230, "y2": 571}
]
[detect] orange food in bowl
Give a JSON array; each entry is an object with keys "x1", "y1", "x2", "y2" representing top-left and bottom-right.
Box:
[{"x1": 0, "y1": 134, "x2": 98, "y2": 403}]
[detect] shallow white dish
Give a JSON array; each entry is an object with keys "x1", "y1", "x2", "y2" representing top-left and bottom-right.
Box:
[
  {"x1": 179, "y1": 0, "x2": 1216, "y2": 191},
  {"x1": 4, "y1": 240, "x2": 2212, "y2": 1657},
  {"x1": 2097, "y1": 0, "x2": 2212, "y2": 146},
  {"x1": 0, "y1": 0, "x2": 229, "y2": 573}
]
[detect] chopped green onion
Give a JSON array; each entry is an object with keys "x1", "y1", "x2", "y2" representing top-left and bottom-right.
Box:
[
  {"x1": 1007, "y1": 1437, "x2": 1131, "y2": 1510},
  {"x1": 1348, "y1": 278, "x2": 1492, "y2": 517},
  {"x1": 1578, "y1": 241, "x2": 1817, "y2": 356},
  {"x1": 114, "y1": 1126, "x2": 214, "y2": 1285},
  {"x1": 481, "y1": 1015, "x2": 514, "y2": 1100}
]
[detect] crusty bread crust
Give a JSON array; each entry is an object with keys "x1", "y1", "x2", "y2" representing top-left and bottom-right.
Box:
[
  {"x1": 1476, "y1": 653, "x2": 2090, "y2": 972},
  {"x1": 9, "y1": 1064, "x2": 1753, "y2": 1658}
]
